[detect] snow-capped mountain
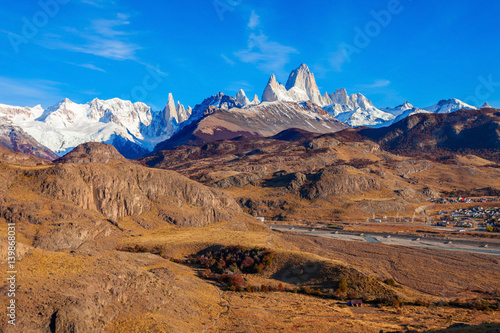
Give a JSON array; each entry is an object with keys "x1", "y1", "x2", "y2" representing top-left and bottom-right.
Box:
[
  {"x1": 190, "y1": 92, "x2": 241, "y2": 119},
  {"x1": 381, "y1": 101, "x2": 430, "y2": 125},
  {"x1": 423, "y1": 98, "x2": 477, "y2": 114},
  {"x1": 0, "y1": 103, "x2": 45, "y2": 122},
  {"x1": 0, "y1": 96, "x2": 191, "y2": 159},
  {"x1": 382, "y1": 101, "x2": 415, "y2": 117},
  {"x1": 157, "y1": 93, "x2": 193, "y2": 135},
  {"x1": 261, "y1": 64, "x2": 395, "y2": 127},
  {"x1": 2, "y1": 63, "x2": 492, "y2": 160},
  {"x1": 258, "y1": 64, "x2": 490, "y2": 127},
  {"x1": 154, "y1": 92, "x2": 348, "y2": 151},
  {"x1": 0, "y1": 118, "x2": 58, "y2": 160},
  {"x1": 285, "y1": 63, "x2": 323, "y2": 105},
  {"x1": 481, "y1": 102, "x2": 493, "y2": 109},
  {"x1": 235, "y1": 89, "x2": 260, "y2": 107},
  {"x1": 390, "y1": 108, "x2": 430, "y2": 125}
]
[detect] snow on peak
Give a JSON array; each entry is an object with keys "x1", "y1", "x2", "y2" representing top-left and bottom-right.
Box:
[
  {"x1": 481, "y1": 102, "x2": 493, "y2": 109},
  {"x1": 395, "y1": 101, "x2": 414, "y2": 110},
  {"x1": 163, "y1": 93, "x2": 178, "y2": 123},
  {"x1": 251, "y1": 94, "x2": 260, "y2": 105},
  {"x1": 260, "y1": 64, "x2": 394, "y2": 127},
  {"x1": 1, "y1": 94, "x2": 190, "y2": 156},
  {"x1": 236, "y1": 89, "x2": 251, "y2": 106},
  {"x1": 285, "y1": 63, "x2": 322, "y2": 105},
  {"x1": 262, "y1": 75, "x2": 292, "y2": 103},
  {"x1": 382, "y1": 101, "x2": 418, "y2": 118},
  {"x1": 424, "y1": 98, "x2": 477, "y2": 113},
  {"x1": 234, "y1": 89, "x2": 260, "y2": 107}
]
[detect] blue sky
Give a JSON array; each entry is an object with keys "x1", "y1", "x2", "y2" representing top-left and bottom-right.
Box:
[{"x1": 1, "y1": 0, "x2": 499, "y2": 110}]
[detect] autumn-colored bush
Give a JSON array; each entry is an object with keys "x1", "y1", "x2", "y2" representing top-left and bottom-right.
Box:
[{"x1": 188, "y1": 245, "x2": 275, "y2": 290}]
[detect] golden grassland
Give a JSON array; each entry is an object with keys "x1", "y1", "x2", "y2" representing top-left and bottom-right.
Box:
[{"x1": 1, "y1": 152, "x2": 500, "y2": 332}]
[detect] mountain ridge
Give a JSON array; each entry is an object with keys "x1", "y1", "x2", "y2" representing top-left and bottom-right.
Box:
[{"x1": 0, "y1": 63, "x2": 492, "y2": 160}]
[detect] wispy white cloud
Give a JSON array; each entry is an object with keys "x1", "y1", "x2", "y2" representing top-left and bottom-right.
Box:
[
  {"x1": 79, "y1": 0, "x2": 116, "y2": 8},
  {"x1": 42, "y1": 13, "x2": 140, "y2": 61},
  {"x1": 248, "y1": 11, "x2": 260, "y2": 29},
  {"x1": 0, "y1": 77, "x2": 63, "y2": 107},
  {"x1": 73, "y1": 63, "x2": 106, "y2": 72},
  {"x1": 357, "y1": 79, "x2": 391, "y2": 89},
  {"x1": 67, "y1": 39, "x2": 140, "y2": 60},
  {"x1": 234, "y1": 32, "x2": 298, "y2": 78},
  {"x1": 92, "y1": 13, "x2": 131, "y2": 38},
  {"x1": 221, "y1": 54, "x2": 235, "y2": 66}
]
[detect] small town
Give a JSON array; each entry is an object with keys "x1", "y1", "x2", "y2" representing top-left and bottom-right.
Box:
[
  {"x1": 429, "y1": 196, "x2": 500, "y2": 204},
  {"x1": 436, "y1": 206, "x2": 500, "y2": 231}
]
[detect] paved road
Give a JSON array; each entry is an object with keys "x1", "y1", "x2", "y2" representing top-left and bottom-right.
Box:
[{"x1": 269, "y1": 224, "x2": 500, "y2": 255}]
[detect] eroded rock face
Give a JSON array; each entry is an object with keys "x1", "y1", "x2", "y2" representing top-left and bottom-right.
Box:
[
  {"x1": 396, "y1": 187, "x2": 422, "y2": 202},
  {"x1": 393, "y1": 160, "x2": 433, "y2": 177},
  {"x1": 213, "y1": 172, "x2": 264, "y2": 189},
  {"x1": 304, "y1": 166, "x2": 380, "y2": 199},
  {"x1": 305, "y1": 137, "x2": 340, "y2": 150},
  {"x1": 423, "y1": 187, "x2": 440, "y2": 199},
  {"x1": 30, "y1": 161, "x2": 241, "y2": 226}
]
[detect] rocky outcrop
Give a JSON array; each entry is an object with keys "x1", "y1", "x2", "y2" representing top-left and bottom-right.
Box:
[
  {"x1": 213, "y1": 172, "x2": 263, "y2": 189},
  {"x1": 286, "y1": 172, "x2": 307, "y2": 191},
  {"x1": 396, "y1": 187, "x2": 422, "y2": 202},
  {"x1": 423, "y1": 187, "x2": 440, "y2": 199},
  {"x1": 54, "y1": 142, "x2": 127, "y2": 164},
  {"x1": 31, "y1": 161, "x2": 241, "y2": 225},
  {"x1": 393, "y1": 160, "x2": 434, "y2": 177},
  {"x1": 0, "y1": 145, "x2": 51, "y2": 166},
  {"x1": 304, "y1": 136, "x2": 340, "y2": 150},
  {"x1": 304, "y1": 166, "x2": 381, "y2": 199}
]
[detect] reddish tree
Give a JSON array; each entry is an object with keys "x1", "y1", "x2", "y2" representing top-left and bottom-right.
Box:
[{"x1": 241, "y1": 256, "x2": 255, "y2": 270}]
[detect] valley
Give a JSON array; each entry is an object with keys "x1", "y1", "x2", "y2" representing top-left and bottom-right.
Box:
[{"x1": 0, "y1": 65, "x2": 499, "y2": 332}]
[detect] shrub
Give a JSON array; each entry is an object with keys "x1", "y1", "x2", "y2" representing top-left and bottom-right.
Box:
[
  {"x1": 253, "y1": 263, "x2": 265, "y2": 273},
  {"x1": 392, "y1": 298, "x2": 400, "y2": 307},
  {"x1": 241, "y1": 256, "x2": 255, "y2": 270},
  {"x1": 384, "y1": 278, "x2": 396, "y2": 286},
  {"x1": 338, "y1": 277, "x2": 348, "y2": 293},
  {"x1": 225, "y1": 273, "x2": 245, "y2": 288}
]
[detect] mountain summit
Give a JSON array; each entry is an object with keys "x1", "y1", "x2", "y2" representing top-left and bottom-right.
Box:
[
  {"x1": 423, "y1": 98, "x2": 476, "y2": 114},
  {"x1": 262, "y1": 64, "x2": 395, "y2": 126},
  {"x1": 285, "y1": 63, "x2": 322, "y2": 105}
]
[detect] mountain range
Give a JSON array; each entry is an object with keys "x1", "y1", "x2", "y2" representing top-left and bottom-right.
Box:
[{"x1": 0, "y1": 64, "x2": 484, "y2": 159}]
